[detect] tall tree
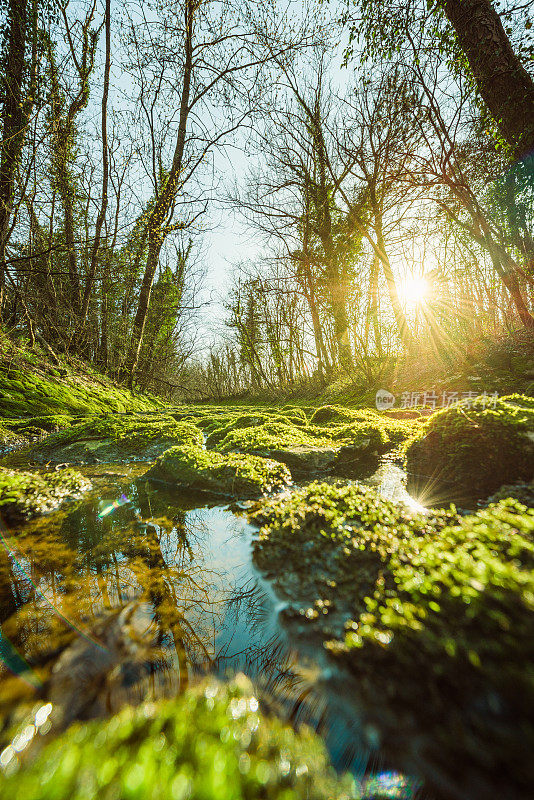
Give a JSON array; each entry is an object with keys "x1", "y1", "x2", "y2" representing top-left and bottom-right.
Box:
[{"x1": 0, "y1": 0, "x2": 29, "y2": 314}]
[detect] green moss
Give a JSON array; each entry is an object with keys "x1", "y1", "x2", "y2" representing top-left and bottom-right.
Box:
[
  {"x1": 0, "y1": 425, "x2": 26, "y2": 453},
  {"x1": 310, "y1": 405, "x2": 365, "y2": 425},
  {"x1": 21, "y1": 415, "x2": 203, "y2": 464},
  {"x1": 0, "y1": 467, "x2": 91, "y2": 522},
  {"x1": 405, "y1": 395, "x2": 534, "y2": 503},
  {"x1": 217, "y1": 422, "x2": 334, "y2": 455},
  {"x1": 4, "y1": 415, "x2": 75, "y2": 436},
  {"x1": 0, "y1": 677, "x2": 352, "y2": 800},
  {"x1": 0, "y1": 340, "x2": 162, "y2": 420},
  {"x1": 146, "y1": 444, "x2": 291, "y2": 498},
  {"x1": 251, "y1": 483, "x2": 534, "y2": 795}
]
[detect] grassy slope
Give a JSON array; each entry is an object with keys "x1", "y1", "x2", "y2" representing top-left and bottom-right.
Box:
[{"x1": 0, "y1": 335, "x2": 162, "y2": 420}]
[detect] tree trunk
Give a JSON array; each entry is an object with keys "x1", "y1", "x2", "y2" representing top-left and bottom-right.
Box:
[
  {"x1": 443, "y1": 0, "x2": 534, "y2": 159},
  {"x1": 80, "y1": 0, "x2": 111, "y2": 327},
  {"x1": 375, "y1": 221, "x2": 414, "y2": 348},
  {"x1": 0, "y1": 0, "x2": 28, "y2": 315},
  {"x1": 123, "y1": 238, "x2": 162, "y2": 386},
  {"x1": 124, "y1": 0, "x2": 195, "y2": 385}
]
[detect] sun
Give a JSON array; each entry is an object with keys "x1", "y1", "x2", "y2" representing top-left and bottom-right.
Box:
[{"x1": 400, "y1": 275, "x2": 429, "y2": 310}]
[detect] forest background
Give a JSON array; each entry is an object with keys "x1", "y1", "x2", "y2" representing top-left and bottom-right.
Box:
[{"x1": 0, "y1": 0, "x2": 533, "y2": 401}]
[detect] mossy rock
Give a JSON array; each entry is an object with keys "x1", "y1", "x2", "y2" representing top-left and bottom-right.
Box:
[
  {"x1": 0, "y1": 466, "x2": 91, "y2": 522},
  {"x1": 6, "y1": 414, "x2": 76, "y2": 434},
  {"x1": 0, "y1": 425, "x2": 27, "y2": 455},
  {"x1": 19, "y1": 415, "x2": 203, "y2": 465},
  {"x1": 309, "y1": 405, "x2": 364, "y2": 425},
  {"x1": 250, "y1": 482, "x2": 534, "y2": 799},
  {"x1": 488, "y1": 480, "x2": 534, "y2": 507},
  {"x1": 0, "y1": 676, "x2": 354, "y2": 800},
  {"x1": 405, "y1": 395, "x2": 534, "y2": 504},
  {"x1": 215, "y1": 422, "x2": 340, "y2": 474},
  {"x1": 216, "y1": 420, "x2": 395, "y2": 478},
  {"x1": 145, "y1": 444, "x2": 291, "y2": 498}
]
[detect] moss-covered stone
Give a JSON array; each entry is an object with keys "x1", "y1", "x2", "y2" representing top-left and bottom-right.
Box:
[
  {"x1": 17, "y1": 415, "x2": 203, "y2": 465},
  {"x1": 5, "y1": 414, "x2": 76, "y2": 436},
  {"x1": 250, "y1": 483, "x2": 534, "y2": 798},
  {"x1": 489, "y1": 480, "x2": 534, "y2": 506},
  {"x1": 215, "y1": 418, "x2": 402, "y2": 478},
  {"x1": 310, "y1": 405, "x2": 363, "y2": 426},
  {"x1": 145, "y1": 444, "x2": 291, "y2": 498},
  {"x1": 0, "y1": 676, "x2": 353, "y2": 800},
  {"x1": 0, "y1": 467, "x2": 91, "y2": 522},
  {"x1": 0, "y1": 425, "x2": 27, "y2": 455},
  {"x1": 405, "y1": 395, "x2": 534, "y2": 503}
]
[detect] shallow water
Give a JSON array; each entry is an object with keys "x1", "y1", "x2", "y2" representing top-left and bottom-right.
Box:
[{"x1": 0, "y1": 462, "x2": 421, "y2": 798}]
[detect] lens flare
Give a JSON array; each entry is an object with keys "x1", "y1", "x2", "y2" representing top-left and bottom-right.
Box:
[{"x1": 97, "y1": 493, "x2": 130, "y2": 519}]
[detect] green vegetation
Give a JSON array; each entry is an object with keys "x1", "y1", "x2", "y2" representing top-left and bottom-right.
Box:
[
  {"x1": 207, "y1": 407, "x2": 419, "y2": 477},
  {"x1": 146, "y1": 444, "x2": 292, "y2": 497},
  {"x1": 405, "y1": 395, "x2": 534, "y2": 503},
  {"x1": 4, "y1": 415, "x2": 77, "y2": 435},
  {"x1": 0, "y1": 425, "x2": 26, "y2": 454},
  {"x1": 0, "y1": 467, "x2": 91, "y2": 522},
  {"x1": 20, "y1": 415, "x2": 203, "y2": 465},
  {"x1": 0, "y1": 338, "x2": 161, "y2": 420},
  {"x1": 0, "y1": 677, "x2": 353, "y2": 800},
  {"x1": 251, "y1": 483, "x2": 534, "y2": 796}
]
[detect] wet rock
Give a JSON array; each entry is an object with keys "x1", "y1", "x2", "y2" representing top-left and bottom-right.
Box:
[
  {"x1": 269, "y1": 445, "x2": 340, "y2": 474},
  {"x1": 48, "y1": 602, "x2": 158, "y2": 730},
  {"x1": 0, "y1": 425, "x2": 27, "y2": 455}
]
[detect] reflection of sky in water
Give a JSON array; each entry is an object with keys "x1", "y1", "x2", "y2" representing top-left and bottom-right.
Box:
[{"x1": 0, "y1": 467, "x2": 420, "y2": 798}]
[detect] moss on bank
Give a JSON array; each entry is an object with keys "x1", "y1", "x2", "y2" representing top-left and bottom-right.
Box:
[
  {"x1": 405, "y1": 395, "x2": 534, "y2": 503},
  {"x1": 146, "y1": 444, "x2": 291, "y2": 498},
  {"x1": 0, "y1": 467, "x2": 91, "y2": 522},
  {"x1": 250, "y1": 482, "x2": 534, "y2": 798},
  {"x1": 0, "y1": 676, "x2": 354, "y2": 800},
  {"x1": 0, "y1": 336, "x2": 161, "y2": 420}
]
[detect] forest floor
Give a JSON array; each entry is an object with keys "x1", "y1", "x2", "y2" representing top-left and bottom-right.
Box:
[{"x1": 0, "y1": 340, "x2": 532, "y2": 800}]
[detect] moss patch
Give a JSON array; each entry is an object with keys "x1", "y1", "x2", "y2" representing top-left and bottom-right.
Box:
[
  {"x1": 405, "y1": 395, "x2": 534, "y2": 503},
  {"x1": 0, "y1": 676, "x2": 353, "y2": 800},
  {"x1": 214, "y1": 417, "x2": 406, "y2": 478},
  {"x1": 250, "y1": 483, "x2": 534, "y2": 797},
  {"x1": 18, "y1": 415, "x2": 203, "y2": 465},
  {"x1": 0, "y1": 335, "x2": 161, "y2": 419},
  {"x1": 146, "y1": 444, "x2": 291, "y2": 498},
  {"x1": 0, "y1": 467, "x2": 91, "y2": 522},
  {"x1": 0, "y1": 425, "x2": 27, "y2": 455}
]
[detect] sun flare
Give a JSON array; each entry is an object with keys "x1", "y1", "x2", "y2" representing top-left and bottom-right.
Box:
[{"x1": 400, "y1": 275, "x2": 429, "y2": 310}]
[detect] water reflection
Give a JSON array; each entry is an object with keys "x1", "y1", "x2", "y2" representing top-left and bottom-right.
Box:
[{"x1": 0, "y1": 466, "x2": 419, "y2": 798}]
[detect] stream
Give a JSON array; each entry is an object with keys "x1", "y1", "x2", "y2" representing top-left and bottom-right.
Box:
[{"x1": 0, "y1": 461, "x2": 422, "y2": 799}]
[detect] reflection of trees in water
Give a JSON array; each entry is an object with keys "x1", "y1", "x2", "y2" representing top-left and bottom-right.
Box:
[
  {"x1": 0, "y1": 479, "x2": 310, "y2": 721},
  {"x1": 0, "y1": 483, "x2": 375, "y2": 778}
]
